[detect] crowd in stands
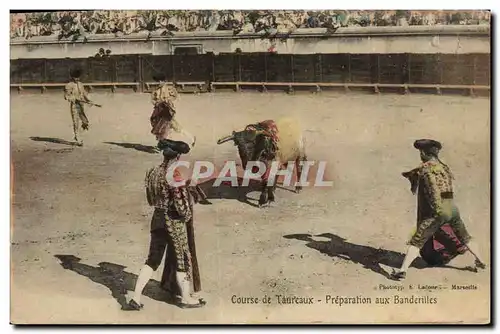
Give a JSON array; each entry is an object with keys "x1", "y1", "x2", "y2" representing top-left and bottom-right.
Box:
[{"x1": 10, "y1": 10, "x2": 491, "y2": 40}]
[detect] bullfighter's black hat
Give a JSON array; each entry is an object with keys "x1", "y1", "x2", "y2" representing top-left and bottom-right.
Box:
[
  {"x1": 158, "y1": 139, "x2": 191, "y2": 157},
  {"x1": 152, "y1": 73, "x2": 166, "y2": 82},
  {"x1": 70, "y1": 68, "x2": 82, "y2": 79},
  {"x1": 413, "y1": 139, "x2": 442, "y2": 154}
]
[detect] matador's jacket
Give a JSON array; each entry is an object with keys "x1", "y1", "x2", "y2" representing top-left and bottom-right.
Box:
[
  {"x1": 145, "y1": 162, "x2": 192, "y2": 219},
  {"x1": 414, "y1": 159, "x2": 454, "y2": 221}
]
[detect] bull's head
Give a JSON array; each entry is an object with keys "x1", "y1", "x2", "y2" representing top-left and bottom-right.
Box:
[
  {"x1": 217, "y1": 129, "x2": 269, "y2": 170},
  {"x1": 216, "y1": 129, "x2": 256, "y2": 145}
]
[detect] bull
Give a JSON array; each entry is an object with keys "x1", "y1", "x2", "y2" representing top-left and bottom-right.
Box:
[{"x1": 216, "y1": 118, "x2": 308, "y2": 207}]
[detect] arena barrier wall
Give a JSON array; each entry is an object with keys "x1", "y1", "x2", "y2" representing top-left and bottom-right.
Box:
[{"x1": 10, "y1": 52, "x2": 490, "y2": 95}]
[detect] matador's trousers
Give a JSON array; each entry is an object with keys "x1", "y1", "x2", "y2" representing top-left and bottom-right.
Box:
[
  {"x1": 408, "y1": 200, "x2": 472, "y2": 249},
  {"x1": 70, "y1": 102, "x2": 89, "y2": 142}
]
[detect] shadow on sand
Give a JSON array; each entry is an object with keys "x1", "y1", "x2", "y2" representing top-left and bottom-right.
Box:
[
  {"x1": 193, "y1": 171, "x2": 300, "y2": 208},
  {"x1": 54, "y1": 255, "x2": 174, "y2": 310},
  {"x1": 104, "y1": 142, "x2": 158, "y2": 154},
  {"x1": 195, "y1": 177, "x2": 264, "y2": 208},
  {"x1": 284, "y1": 233, "x2": 478, "y2": 280},
  {"x1": 283, "y1": 233, "x2": 428, "y2": 280},
  {"x1": 30, "y1": 136, "x2": 77, "y2": 146}
]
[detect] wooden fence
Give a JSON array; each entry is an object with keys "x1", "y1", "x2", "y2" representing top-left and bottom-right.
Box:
[{"x1": 10, "y1": 53, "x2": 490, "y2": 94}]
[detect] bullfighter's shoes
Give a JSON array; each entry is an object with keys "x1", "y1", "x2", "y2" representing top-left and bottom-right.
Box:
[
  {"x1": 389, "y1": 270, "x2": 406, "y2": 281},
  {"x1": 123, "y1": 299, "x2": 144, "y2": 311},
  {"x1": 475, "y1": 259, "x2": 486, "y2": 270},
  {"x1": 176, "y1": 298, "x2": 206, "y2": 309}
]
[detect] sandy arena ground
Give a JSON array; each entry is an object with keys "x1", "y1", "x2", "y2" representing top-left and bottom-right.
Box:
[{"x1": 10, "y1": 90, "x2": 491, "y2": 324}]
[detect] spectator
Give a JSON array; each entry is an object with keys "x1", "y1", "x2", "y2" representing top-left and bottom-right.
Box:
[
  {"x1": 207, "y1": 11, "x2": 220, "y2": 32},
  {"x1": 241, "y1": 17, "x2": 255, "y2": 33}
]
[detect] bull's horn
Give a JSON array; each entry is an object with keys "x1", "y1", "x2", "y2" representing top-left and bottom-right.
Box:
[{"x1": 217, "y1": 134, "x2": 235, "y2": 145}]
